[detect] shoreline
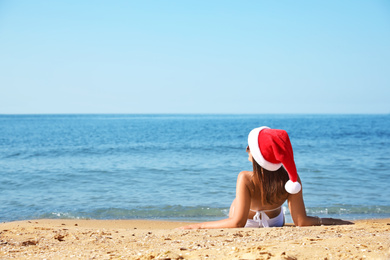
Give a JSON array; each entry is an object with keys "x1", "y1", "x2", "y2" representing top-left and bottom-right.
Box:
[{"x1": 1, "y1": 219, "x2": 389, "y2": 259}]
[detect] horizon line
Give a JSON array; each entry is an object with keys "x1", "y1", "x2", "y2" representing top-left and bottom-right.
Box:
[{"x1": 0, "y1": 112, "x2": 389, "y2": 116}]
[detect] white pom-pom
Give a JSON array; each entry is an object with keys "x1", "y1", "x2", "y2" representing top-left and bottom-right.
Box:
[{"x1": 285, "y1": 180, "x2": 301, "y2": 194}]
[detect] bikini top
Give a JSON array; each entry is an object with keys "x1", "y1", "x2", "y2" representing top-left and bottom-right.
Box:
[{"x1": 250, "y1": 206, "x2": 282, "y2": 228}]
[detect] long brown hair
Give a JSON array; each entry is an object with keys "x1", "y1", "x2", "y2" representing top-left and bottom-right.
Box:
[{"x1": 252, "y1": 160, "x2": 290, "y2": 205}]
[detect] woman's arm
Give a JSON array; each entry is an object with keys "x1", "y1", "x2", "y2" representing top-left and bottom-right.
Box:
[
  {"x1": 179, "y1": 171, "x2": 252, "y2": 229},
  {"x1": 288, "y1": 188, "x2": 321, "y2": 226},
  {"x1": 288, "y1": 179, "x2": 353, "y2": 226}
]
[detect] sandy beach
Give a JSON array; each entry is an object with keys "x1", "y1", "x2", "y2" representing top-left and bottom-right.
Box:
[{"x1": 0, "y1": 219, "x2": 389, "y2": 259}]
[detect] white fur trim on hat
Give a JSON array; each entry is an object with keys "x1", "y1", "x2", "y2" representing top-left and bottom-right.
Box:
[
  {"x1": 285, "y1": 180, "x2": 301, "y2": 194},
  {"x1": 248, "y1": 126, "x2": 282, "y2": 171}
]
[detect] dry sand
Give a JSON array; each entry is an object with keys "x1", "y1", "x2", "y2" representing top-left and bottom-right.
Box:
[{"x1": 1, "y1": 218, "x2": 389, "y2": 259}]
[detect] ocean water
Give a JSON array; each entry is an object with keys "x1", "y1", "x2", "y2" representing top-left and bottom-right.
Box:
[{"x1": 1, "y1": 114, "x2": 389, "y2": 223}]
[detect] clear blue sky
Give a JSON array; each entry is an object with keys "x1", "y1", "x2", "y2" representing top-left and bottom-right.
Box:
[{"x1": 1, "y1": 1, "x2": 389, "y2": 114}]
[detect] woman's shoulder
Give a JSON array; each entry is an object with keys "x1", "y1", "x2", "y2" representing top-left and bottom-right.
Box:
[{"x1": 237, "y1": 171, "x2": 253, "y2": 184}]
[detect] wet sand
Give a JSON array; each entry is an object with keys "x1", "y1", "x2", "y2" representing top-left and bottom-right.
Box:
[{"x1": 1, "y1": 218, "x2": 389, "y2": 259}]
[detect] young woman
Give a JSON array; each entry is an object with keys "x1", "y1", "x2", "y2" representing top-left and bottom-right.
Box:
[{"x1": 180, "y1": 126, "x2": 352, "y2": 229}]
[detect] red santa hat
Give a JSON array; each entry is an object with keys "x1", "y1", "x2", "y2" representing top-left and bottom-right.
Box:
[{"x1": 248, "y1": 126, "x2": 301, "y2": 194}]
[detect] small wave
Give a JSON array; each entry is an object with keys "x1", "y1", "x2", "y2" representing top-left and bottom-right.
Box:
[
  {"x1": 3, "y1": 152, "x2": 22, "y2": 159},
  {"x1": 32, "y1": 205, "x2": 390, "y2": 223},
  {"x1": 305, "y1": 205, "x2": 390, "y2": 216},
  {"x1": 34, "y1": 206, "x2": 229, "y2": 221},
  {"x1": 13, "y1": 146, "x2": 140, "y2": 159}
]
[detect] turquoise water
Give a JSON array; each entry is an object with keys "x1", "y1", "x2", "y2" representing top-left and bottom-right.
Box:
[{"x1": 1, "y1": 114, "x2": 389, "y2": 223}]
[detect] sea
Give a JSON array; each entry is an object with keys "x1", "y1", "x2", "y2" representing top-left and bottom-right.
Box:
[{"x1": 1, "y1": 114, "x2": 389, "y2": 223}]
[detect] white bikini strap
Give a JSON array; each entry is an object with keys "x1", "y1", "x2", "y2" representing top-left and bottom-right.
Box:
[
  {"x1": 261, "y1": 206, "x2": 281, "y2": 212},
  {"x1": 253, "y1": 211, "x2": 270, "y2": 228},
  {"x1": 251, "y1": 206, "x2": 282, "y2": 228},
  {"x1": 250, "y1": 206, "x2": 281, "y2": 213}
]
